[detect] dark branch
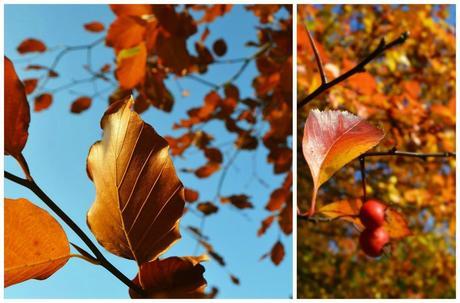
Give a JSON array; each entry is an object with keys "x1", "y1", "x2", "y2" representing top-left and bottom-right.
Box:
[
  {"x1": 305, "y1": 25, "x2": 327, "y2": 84},
  {"x1": 359, "y1": 157, "x2": 367, "y2": 202},
  {"x1": 298, "y1": 32, "x2": 409, "y2": 109},
  {"x1": 362, "y1": 148, "x2": 456, "y2": 159},
  {"x1": 4, "y1": 171, "x2": 146, "y2": 296}
]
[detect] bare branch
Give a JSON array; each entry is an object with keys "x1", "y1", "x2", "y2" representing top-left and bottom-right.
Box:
[{"x1": 305, "y1": 24, "x2": 327, "y2": 84}]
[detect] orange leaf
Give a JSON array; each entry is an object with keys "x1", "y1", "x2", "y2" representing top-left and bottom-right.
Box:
[
  {"x1": 384, "y1": 208, "x2": 411, "y2": 239},
  {"x1": 23, "y1": 78, "x2": 38, "y2": 95},
  {"x1": 265, "y1": 188, "x2": 289, "y2": 211},
  {"x1": 270, "y1": 241, "x2": 285, "y2": 266},
  {"x1": 5, "y1": 198, "x2": 70, "y2": 287},
  {"x1": 70, "y1": 96, "x2": 92, "y2": 113},
  {"x1": 129, "y1": 256, "x2": 207, "y2": 298},
  {"x1": 34, "y1": 93, "x2": 53, "y2": 112},
  {"x1": 195, "y1": 162, "x2": 220, "y2": 178},
  {"x1": 278, "y1": 202, "x2": 292, "y2": 235},
  {"x1": 115, "y1": 43, "x2": 147, "y2": 89},
  {"x1": 17, "y1": 38, "x2": 47, "y2": 54},
  {"x1": 184, "y1": 188, "x2": 199, "y2": 203},
  {"x1": 257, "y1": 215, "x2": 275, "y2": 236},
  {"x1": 86, "y1": 97, "x2": 185, "y2": 264},
  {"x1": 4, "y1": 57, "x2": 30, "y2": 164},
  {"x1": 317, "y1": 199, "x2": 364, "y2": 229},
  {"x1": 106, "y1": 16, "x2": 145, "y2": 50},
  {"x1": 220, "y1": 194, "x2": 253, "y2": 209},
  {"x1": 110, "y1": 4, "x2": 152, "y2": 17},
  {"x1": 197, "y1": 202, "x2": 219, "y2": 216},
  {"x1": 302, "y1": 110, "x2": 384, "y2": 215},
  {"x1": 84, "y1": 21, "x2": 105, "y2": 33}
]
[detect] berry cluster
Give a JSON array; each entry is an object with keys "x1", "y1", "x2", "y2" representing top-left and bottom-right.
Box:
[{"x1": 358, "y1": 200, "x2": 390, "y2": 257}]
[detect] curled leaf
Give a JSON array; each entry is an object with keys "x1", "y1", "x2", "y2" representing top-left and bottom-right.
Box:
[
  {"x1": 129, "y1": 256, "x2": 208, "y2": 298},
  {"x1": 86, "y1": 97, "x2": 185, "y2": 265},
  {"x1": 5, "y1": 198, "x2": 70, "y2": 287},
  {"x1": 302, "y1": 109, "x2": 384, "y2": 216}
]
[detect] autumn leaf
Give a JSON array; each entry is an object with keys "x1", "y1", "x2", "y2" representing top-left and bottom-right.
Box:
[
  {"x1": 5, "y1": 198, "x2": 70, "y2": 287},
  {"x1": 86, "y1": 97, "x2": 185, "y2": 265},
  {"x1": 316, "y1": 199, "x2": 364, "y2": 229},
  {"x1": 384, "y1": 207, "x2": 411, "y2": 239},
  {"x1": 106, "y1": 16, "x2": 146, "y2": 50},
  {"x1": 4, "y1": 56, "x2": 31, "y2": 176},
  {"x1": 220, "y1": 194, "x2": 254, "y2": 209},
  {"x1": 302, "y1": 109, "x2": 384, "y2": 216},
  {"x1": 23, "y1": 78, "x2": 38, "y2": 94},
  {"x1": 70, "y1": 96, "x2": 92, "y2": 113},
  {"x1": 257, "y1": 215, "x2": 275, "y2": 236},
  {"x1": 197, "y1": 202, "x2": 219, "y2": 216},
  {"x1": 129, "y1": 256, "x2": 207, "y2": 298},
  {"x1": 84, "y1": 21, "x2": 105, "y2": 32},
  {"x1": 195, "y1": 162, "x2": 221, "y2": 178},
  {"x1": 184, "y1": 188, "x2": 199, "y2": 203},
  {"x1": 115, "y1": 42, "x2": 147, "y2": 89},
  {"x1": 110, "y1": 4, "x2": 153, "y2": 17},
  {"x1": 270, "y1": 241, "x2": 285, "y2": 266},
  {"x1": 34, "y1": 93, "x2": 53, "y2": 112},
  {"x1": 17, "y1": 38, "x2": 47, "y2": 54},
  {"x1": 230, "y1": 274, "x2": 240, "y2": 285}
]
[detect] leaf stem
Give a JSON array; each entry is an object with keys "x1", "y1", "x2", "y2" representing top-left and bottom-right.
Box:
[
  {"x1": 298, "y1": 32, "x2": 409, "y2": 108},
  {"x1": 359, "y1": 157, "x2": 367, "y2": 202},
  {"x1": 4, "y1": 170, "x2": 146, "y2": 296}
]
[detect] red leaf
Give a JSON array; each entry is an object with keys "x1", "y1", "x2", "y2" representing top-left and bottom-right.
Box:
[
  {"x1": 70, "y1": 97, "x2": 92, "y2": 113},
  {"x1": 270, "y1": 241, "x2": 285, "y2": 266},
  {"x1": 302, "y1": 109, "x2": 384, "y2": 215},
  {"x1": 17, "y1": 38, "x2": 47, "y2": 54},
  {"x1": 23, "y1": 78, "x2": 38, "y2": 95},
  {"x1": 220, "y1": 194, "x2": 253, "y2": 209},
  {"x1": 84, "y1": 21, "x2": 105, "y2": 33},
  {"x1": 34, "y1": 93, "x2": 53, "y2": 112},
  {"x1": 184, "y1": 188, "x2": 199, "y2": 203},
  {"x1": 257, "y1": 215, "x2": 275, "y2": 237}
]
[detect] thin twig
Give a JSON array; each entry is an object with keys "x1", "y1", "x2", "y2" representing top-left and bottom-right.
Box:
[
  {"x1": 298, "y1": 32, "x2": 409, "y2": 108},
  {"x1": 362, "y1": 149, "x2": 456, "y2": 159},
  {"x1": 4, "y1": 171, "x2": 146, "y2": 297},
  {"x1": 305, "y1": 24, "x2": 327, "y2": 84},
  {"x1": 359, "y1": 157, "x2": 367, "y2": 202}
]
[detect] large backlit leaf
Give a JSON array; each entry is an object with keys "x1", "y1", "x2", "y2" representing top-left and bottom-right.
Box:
[
  {"x1": 129, "y1": 255, "x2": 207, "y2": 298},
  {"x1": 86, "y1": 97, "x2": 185, "y2": 265},
  {"x1": 302, "y1": 109, "x2": 384, "y2": 215},
  {"x1": 5, "y1": 198, "x2": 70, "y2": 287},
  {"x1": 4, "y1": 56, "x2": 31, "y2": 176}
]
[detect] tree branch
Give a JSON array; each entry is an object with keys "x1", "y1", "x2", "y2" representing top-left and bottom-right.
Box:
[
  {"x1": 362, "y1": 148, "x2": 456, "y2": 159},
  {"x1": 4, "y1": 171, "x2": 145, "y2": 296},
  {"x1": 298, "y1": 32, "x2": 409, "y2": 109},
  {"x1": 305, "y1": 24, "x2": 327, "y2": 84}
]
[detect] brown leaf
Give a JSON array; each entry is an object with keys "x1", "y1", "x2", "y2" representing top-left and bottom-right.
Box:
[
  {"x1": 84, "y1": 21, "x2": 105, "y2": 32},
  {"x1": 213, "y1": 38, "x2": 227, "y2": 57},
  {"x1": 270, "y1": 241, "x2": 285, "y2": 266},
  {"x1": 195, "y1": 162, "x2": 221, "y2": 178},
  {"x1": 257, "y1": 215, "x2": 275, "y2": 237},
  {"x1": 302, "y1": 109, "x2": 384, "y2": 215},
  {"x1": 115, "y1": 42, "x2": 147, "y2": 89},
  {"x1": 5, "y1": 198, "x2": 70, "y2": 287},
  {"x1": 184, "y1": 188, "x2": 199, "y2": 203},
  {"x1": 23, "y1": 78, "x2": 38, "y2": 95},
  {"x1": 70, "y1": 96, "x2": 92, "y2": 114},
  {"x1": 4, "y1": 57, "x2": 30, "y2": 164},
  {"x1": 230, "y1": 274, "x2": 240, "y2": 285},
  {"x1": 384, "y1": 207, "x2": 411, "y2": 239},
  {"x1": 129, "y1": 256, "x2": 207, "y2": 298},
  {"x1": 220, "y1": 194, "x2": 254, "y2": 209},
  {"x1": 204, "y1": 147, "x2": 223, "y2": 163},
  {"x1": 265, "y1": 188, "x2": 289, "y2": 211},
  {"x1": 34, "y1": 93, "x2": 53, "y2": 112},
  {"x1": 17, "y1": 38, "x2": 47, "y2": 54},
  {"x1": 278, "y1": 202, "x2": 292, "y2": 235},
  {"x1": 197, "y1": 202, "x2": 219, "y2": 216},
  {"x1": 86, "y1": 97, "x2": 185, "y2": 265}
]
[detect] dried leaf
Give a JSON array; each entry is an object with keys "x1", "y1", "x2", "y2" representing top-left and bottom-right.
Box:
[
  {"x1": 23, "y1": 78, "x2": 38, "y2": 95},
  {"x1": 34, "y1": 93, "x2": 53, "y2": 112},
  {"x1": 195, "y1": 162, "x2": 220, "y2": 178},
  {"x1": 265, "y1": 188, "x2": 289, "y2": 211},
  {"x1": 302, "y1": 109, "x2": 384, "y2": 215},
  {"x1": 17, "y1": 38, "x2": 47, "y2": 54},
  {"x1": 129, "y1": 256, "x2": 207, "y2": 298},
  {"x1": 5, "y1": 198, "x2": 70, "y2": 287},
  {"x1": 278, "y1": 201, "x2": 293, "y2": 235},
  {"x1": 384, "y1": 208, "x2": 411, "y2": 239},
  {"x1": 197, "y1": 202, "x2": 219, "y2": 216},
  {"x1": 270, "y1": 241, "x2": 285, "y2": 266},
  {"x1": 86, "y1": 97, "x2": 185, "y2": 265},
  {"x1": 220, "y1": 194, "x2": 253, "y2": 209},
  {"x1": 184, "y1": 188, "x2": 199, "y2": 203},
  {"x1": 84, "y1": 21, "x2": 105, "y2": 32},
  {"x1": 257, "y1": 215, "x2": 275, "y2": 236},
  {"x1": 230, "y1": 274, "x2": 240, "y2": 285},
  {"x1": 4, "y1": 57, "x2": 30, "y2": 166},
  {"x1": 70, "y1": 96, "x2": 92, "y2": 114}
]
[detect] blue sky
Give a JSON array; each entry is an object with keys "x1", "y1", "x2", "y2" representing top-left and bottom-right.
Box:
[{"x1": 4, "y1": 4, "x2": 293, "y2": 299}]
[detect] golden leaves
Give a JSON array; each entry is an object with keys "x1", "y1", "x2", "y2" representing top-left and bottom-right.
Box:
[
  {"x1": 5, "y1": 198, "x2": 70, "y2": 287},
  {"x1": 86, "y1": 97, "x2": 185, "y2": 265}
]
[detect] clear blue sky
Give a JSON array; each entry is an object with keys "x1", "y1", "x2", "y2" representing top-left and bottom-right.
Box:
[{"x1": 4, "y1": 4, "x2": 293, "y2": 299}]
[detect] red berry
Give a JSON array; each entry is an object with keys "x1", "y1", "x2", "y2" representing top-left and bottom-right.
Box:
[
  {"x1": 359, "y1": 199, "x2": 387, "y2": 229},
  {"x1": 359, "y1": 226, "x2": 390, "y2": 257}
]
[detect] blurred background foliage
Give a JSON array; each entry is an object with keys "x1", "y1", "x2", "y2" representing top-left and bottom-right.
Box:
[{"x1": 297, "y1": 4, "x2": 455, "y2": 298}]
